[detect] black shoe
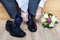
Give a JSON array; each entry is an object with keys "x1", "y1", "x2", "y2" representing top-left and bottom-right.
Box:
[
  {"x1": 27, "y1": 14, "x2": 37, "y2": 32},
  {"x1": 6, "y1": 20, "x2": 26, "y2": 37}
]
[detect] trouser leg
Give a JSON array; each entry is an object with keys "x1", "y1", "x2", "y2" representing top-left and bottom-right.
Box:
[
  {"x1": 0, "y1": 0, "x2": 18, "y2": 18},
  {"x1": 28, "y1": 0, "x2": 41, "y2": 16}
]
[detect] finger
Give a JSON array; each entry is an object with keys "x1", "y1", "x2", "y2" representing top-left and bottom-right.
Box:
[
  {"x1": 25, "y1": 17, "x2": 28, "y2": 22},
  {"x1": 23, "y1": 17, "x2": 28, "y2": 22},
  {"x1": 35, "y1": 14, "x2": 40, "y2": 20}
]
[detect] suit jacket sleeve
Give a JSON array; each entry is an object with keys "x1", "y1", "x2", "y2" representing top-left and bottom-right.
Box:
[{"x1": 38, "y1": 0, "x2": 46, "y2": 8}]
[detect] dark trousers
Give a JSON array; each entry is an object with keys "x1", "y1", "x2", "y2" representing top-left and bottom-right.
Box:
[
  {"x1": 0, "y1": 0, "x2": 18, "y2": 19},
  {"x1": 0, "y1": 0, "x2": 40, "y2": 19},
  {"x1": 28, "y1": 0, "x2": 41, "y2": 16}
]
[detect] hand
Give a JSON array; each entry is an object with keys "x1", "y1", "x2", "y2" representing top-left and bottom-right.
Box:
[
  {"x1": 35, "y1": 7, "x2": 42, "y2": 20},
  {"x1": 21, "y1": 11, "x2": 28, "y2": 22}
]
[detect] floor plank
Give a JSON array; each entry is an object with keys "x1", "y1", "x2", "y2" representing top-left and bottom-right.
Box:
[
  {"x1": 0, "y1": 0, "x2": 60, "y2": 40},
  {"x1": 0, "y1": 19, "x2": 60, "y2": 40}
]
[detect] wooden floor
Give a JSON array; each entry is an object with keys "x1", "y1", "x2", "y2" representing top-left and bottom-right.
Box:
[
  {"x1": 0, "y1": 19, "x2": 60, "y2": 40},
  {"x1": 0, "y1": 0, "x2": 60, "y2": 40}
]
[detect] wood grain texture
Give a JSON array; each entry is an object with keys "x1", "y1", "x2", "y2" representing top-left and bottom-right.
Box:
[
  {"x1": 0, "y1": 19, "x2": 60, "y2": 40},
  {"x1": 0, "y1": 0, "x2": 60, "y2": 40},
  {"x1": 0, "y1": 3, "x2": 11, "y2": 20}
]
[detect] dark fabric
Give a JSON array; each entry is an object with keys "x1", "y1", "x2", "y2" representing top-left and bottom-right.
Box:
[
  {"x1": 28, "y1": 11, "x2": 33, "y2": 17},
  {"x1": 0, "y1": 0, "x2": 41, "y2": 18},
  {"x1": 14, "y1": 12, "x2": 22, "y2": 27},
  {"x1": 28, "y1": 0, "x2": 41, "y2": 16},
  {"x1": 0, "y1": 0, "x2": 18, "y2": 19}
]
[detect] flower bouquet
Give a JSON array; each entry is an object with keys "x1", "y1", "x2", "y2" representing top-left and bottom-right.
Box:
[{"x1": 41, "y1": 12, "x2": 58, "y2": 29}]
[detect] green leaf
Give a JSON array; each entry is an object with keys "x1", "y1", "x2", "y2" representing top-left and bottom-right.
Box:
[
  {"x1": 43, "y1": 22, "x2": 49, "y2": 28},
  {"x1": 48, "y1": 13, "x2": 53, "y2": 17},
  {"x1": 55, "y1": 21, "x2": 58, "y2": 24},
  {"x1": 42, "y1": 22, "x2": 53, "y2": 29}
]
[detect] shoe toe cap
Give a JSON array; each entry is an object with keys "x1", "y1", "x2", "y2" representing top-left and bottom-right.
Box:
[
  {"x1": 28, "y1": 27, "x2": 37, "y2": 32},
  {"x1": 19, "y1": 32, "x2": 26, "y2": 37},
  {"x1": 10, "y1": 31, "x2": 26, "y2": 37}
]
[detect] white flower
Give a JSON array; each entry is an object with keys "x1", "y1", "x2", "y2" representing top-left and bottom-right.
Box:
[
  {"x1": 49, "y1": 23, "x2": 55, "y2": 27},
  {"x1": 41, "y1": 12, "x2": 58, "y2": 28},
  {"x1": 51, "y1": 16, "x2": 57, "y2": 23},
  {"x1": 44, "y1": 13, "x2": 48, "y2": 18},
  {"x1": 41, "y1": 18, "x2": 46, "y2": 22}
]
